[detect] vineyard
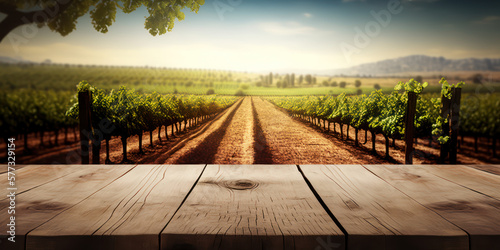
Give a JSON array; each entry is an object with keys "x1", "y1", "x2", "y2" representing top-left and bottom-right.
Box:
[
  {"x1": 3, "y1": 64, "x2": 500, "y2": 96},
  {"x1": 1, "y1": 77, "x2": 498, "y2": 165},
  {"x1": 267, "y1": 79, "x2": 499, "y2": 160},
  {"x1": 460, "y1": 94, "x2": 500, "y2": 153},
  {"x1": 0, "y1": 64, "x2": 249, "y2": 93},
  {"x1": 66, "y1": 81, "x2": 239, "y2": 163},
  {"x1": 0, "y1": 89, "x2": 78, "y2": 151}
]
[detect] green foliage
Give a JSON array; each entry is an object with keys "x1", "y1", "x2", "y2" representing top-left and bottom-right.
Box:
[
  {"x1": 431, "y1": 116, "x2": 448, "y2": 144},
  {"x1": 459, "y1": 93, "x2": 500, "y2": 138},
  {"x1": 235, "y1": 89, "x2": 245, "y2": 96},
  {"x1": 1, "y1": 89, "x2": 77, "y2": 140},
  {"x1": 1, "y1": 0, "x2": 205, "y2": 37},
  {"x1": 240, "y1": 83, "x2": 250, "y2": 90},
  {"x1": 268, "y1": 79, "x2": 436, "y2": 142},
  {"x1": 394, "y1": 79, "x2": 428, "y2": 94},
  {"x1": 354, "y1": 80, "x2": 362, "y2": 88},
  {"x1": 77, "y1": 80, "x2": 94, "y2": 92},
  {"x1": 305, "y1": 74, "x2": 312, "y2": 85},
  {"x1": 440, "y1": 77, "x2": 465, "y2": 99},
  {"x1": 66, "y1": 83, "x2": 238, "y2": 141},
  {"x1": 0, "y1": 64, "x2": 247, "y2": 95},
  {"x1": 268, "y1": 78, "x2": 498, "y2": 146}
]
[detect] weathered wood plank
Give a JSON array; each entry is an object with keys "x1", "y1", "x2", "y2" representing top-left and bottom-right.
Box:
[
  {"x1": 27, "y1": 165, "x2": 204, "y2": 250},
  {"x1": 300, "y1": 165, "x2": 468, "y2": 250},
  {"x1": 466, "y1": 165, "x2": 500, "y2": 176},
  {"x1": 161, "y1": 165, "x2": 345, "y2": 250},
  {"x1": 0, "y1": 165, "x2": 135, "y2": 250},
  {"x1": 425, "y1": 165, "x2": 500, "y2": 200},
  {"x1": 0, "y1": 164, "x2": 28, "y2": 174},
  {"x1": 366, "y1": 165, "x2": 500, "y2": 250},
  {"x1": 0, "y1": 165, "x2": 91, "y2": 200}
]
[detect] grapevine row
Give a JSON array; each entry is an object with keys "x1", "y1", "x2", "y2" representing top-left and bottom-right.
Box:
[
  {"x1": 266, "y1": 79, "x2": 467, "y2": 159},
  {"x1": 0, "y1": 89, "x2": 78, "y2": 151},
  {"x1": 459, "y1": 93, "x2": 499, "y2": 156},
  {"x1": 67, "y1": 81, "x2": 239, "y2": 163}
]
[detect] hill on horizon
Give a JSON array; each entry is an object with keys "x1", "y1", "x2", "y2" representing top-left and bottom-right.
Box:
[
  {"x1": 2, "y1": 55, "x2": 500, "y2": 77},
  {"x1": 330, "y1": 55, "x2": 500, "y2": 76}
]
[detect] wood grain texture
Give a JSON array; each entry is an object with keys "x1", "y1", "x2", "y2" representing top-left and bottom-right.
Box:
[
  {"x1": 0, "y1": 165, "x2": 135, "y2": 250},
  {"x1": 0, "y1": 165, "x2": 90, "y2": 200},
  {"x1": 27, "y1": 165, "x2": 204, "y2": 250},
  {"x1": 0, "y1": 164, "x2": 28, "y2": 174},
  {"x1": 300, "y1": 165, "x2": 468, "y2": 250},
  {"x1": 161, "y1": 165, "x2": 345, "y2": 250},
  {"x1": 466, "y1": 165, "x2": 500, "y2": 176},
  {"x1": 366, "y1": 165, "x2": 500, "y2": 250},
  {"x1": 426, "y1": 165, "x2": 500, "y2": 200}
]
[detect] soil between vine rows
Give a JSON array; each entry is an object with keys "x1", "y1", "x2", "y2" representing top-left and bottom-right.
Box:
[{"x1": 8, "y1": 97, "x2": 491, "y2": 165}]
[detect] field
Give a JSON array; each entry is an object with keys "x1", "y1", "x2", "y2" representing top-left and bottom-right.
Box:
[
  {"x1": 1, "y1": 63, "x2": 499, "y2": 165},
  {"x1": 2, "y1": 95, "x2": 497, "y2": 165},
  {"x1": 2, "y1": 64, "x2": 500, "y2": 96}
]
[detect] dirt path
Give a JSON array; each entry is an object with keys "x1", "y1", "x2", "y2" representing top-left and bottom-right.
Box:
[
  {"x1": 252, "y1": 97, "x2": 388, "y2": 164},
  {"x1": 157, "y1": 96, "x2": 389, "y2": 164},
  {"x1": 159, "y1": 98, "x2": 245, "y2": 164},
  {"x1": 9, "y1": 96, "x2": 495, "y2": 165},
  {"x1": 212, "y1": 97, "x2": 254, "y2": 164}
]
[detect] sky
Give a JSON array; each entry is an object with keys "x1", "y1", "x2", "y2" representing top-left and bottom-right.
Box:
[{"x1": 0, "y1": 0, "x2": 499, "y2": 73}]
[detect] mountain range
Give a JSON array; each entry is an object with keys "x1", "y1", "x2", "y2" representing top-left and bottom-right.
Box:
[
  {"x1": 331, "y1": 55, "x2": 500, "y2": 76},
  {"x1": 0, "y1": 56, "x2": 28, "y2": 64},
  {"x1": 2, "y1": 55, "x2": 500, "y2": 76}
]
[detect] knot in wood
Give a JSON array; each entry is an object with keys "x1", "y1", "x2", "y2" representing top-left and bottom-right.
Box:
[{"x1": 224, "y1": 179, "x2": 259, "y2": 190}]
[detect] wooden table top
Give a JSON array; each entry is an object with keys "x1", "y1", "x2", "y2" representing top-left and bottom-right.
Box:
[{"x1": 1, "y1": 164, "x2": 499, "y2": 250}]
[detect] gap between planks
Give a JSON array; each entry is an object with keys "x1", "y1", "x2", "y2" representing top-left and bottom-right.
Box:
[
  {"x1": 25, "y1": 165, "x2": 205, "y2": 250},
  {"x1": 3, "y1": 164, "x2": 499, "y2": 250}
]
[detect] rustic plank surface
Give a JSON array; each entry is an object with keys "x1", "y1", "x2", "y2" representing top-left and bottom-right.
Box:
[
  {"x1": 366, "y1": 165, "x2": 500, "y2": 250},
  {"x1": 161, "y1": 165, "x2": 345, "y2": 250},
  {"x1": 466, "y1": 165, "x2": 500, "y2": 176},
  {"x1": 0, "y1": 164, "x2": 28, "y2": 174},
  {"x1": 0, "y1": 165, "x2": 135, "y2": 250},
  {"x1": 2, "y1": 164, "x2": 500, "y2": 250},
  {"x1": 0, "y1": 165, "x2": 91, "y2": 200},
  {"x1": 27, "y1": 165, "x2": 204, "y2": 250},
  {"x1": 300, "y1": 165, "x2": 468, "y2": 250},
  {"x1": 427, "y1": 165, "x2": 500, "y2": 200}
]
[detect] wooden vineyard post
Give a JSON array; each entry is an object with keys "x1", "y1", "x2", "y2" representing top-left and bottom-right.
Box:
[
  {"x1": 78, "y1": 91, "x2": 92, "y2": 164},
  {"x1": 91, "y1": 139, "x2": 101, "y2": 164},
  {"x1": 371, "y1": 131, "x2": 376, "y2": 153},
  {"x1": 493, "y1": 138, "x2": 497, "y2": 158},
  {"x1": 449, "y1": 87, "x2": 462, "y2": 164},
  {"x1": 405, "y1": 91, "x2": 417, "y2": 164},
  {"x1": 439, "y1": 94, "x2": 452, "y2": 163},
  {"x1": 385, "y1": 135, "x2": 390, "y2": 159},
  {"x1": 355, "y1": 128, "x2": 359, "y2": 146}
]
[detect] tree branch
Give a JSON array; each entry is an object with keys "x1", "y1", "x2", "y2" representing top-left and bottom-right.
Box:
[
  {"x1": 0, "y1": 12, "x2": 24, "y2": 43},
  {"x1": 0, "y1": 2, "x2": 18, "y2": 15},
  {"x1": 0, "y1": 0, "x2": 75, "y2": 43}
]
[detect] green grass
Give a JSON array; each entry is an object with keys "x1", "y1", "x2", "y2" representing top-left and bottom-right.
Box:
[
  {"x1": 239, "y1": 86, "x2": 384, "y2": 96},
  {"x1": 1, "y1": 64, "x2": 498, "y2": 96}
]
